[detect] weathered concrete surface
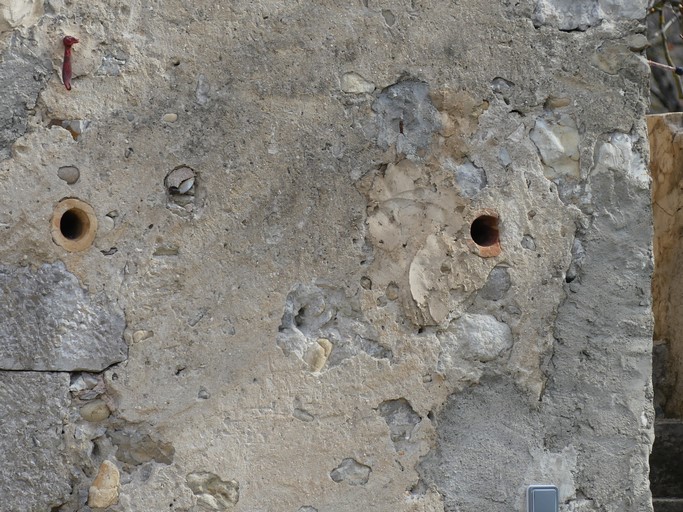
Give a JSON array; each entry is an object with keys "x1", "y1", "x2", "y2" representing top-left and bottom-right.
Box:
[{"x1": 0, "y1": 0, "x2": 652, "y2": 511}]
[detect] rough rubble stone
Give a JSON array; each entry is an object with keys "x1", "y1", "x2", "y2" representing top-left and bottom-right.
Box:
[
  {"x1": 88, "y1": 460, "x2": 120, "y2": 508},
  {"x1": 186, "y1": 472, "x2": 239, "y2": 510},
  {"x1": 330, "y1": 459, "x2": 372, "y2": 486}
]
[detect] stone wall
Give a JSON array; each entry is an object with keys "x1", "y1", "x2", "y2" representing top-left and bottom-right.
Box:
[{"x1": 0, "y1": 1, "x2": 653, "y2": 511}]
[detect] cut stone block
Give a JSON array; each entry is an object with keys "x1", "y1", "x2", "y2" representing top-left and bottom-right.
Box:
[
  {"x1": 0, "y1": 262, "x2": 127, "y2": 371},
  {"x1": 0, "y1": 372, "x2": 71, "y2": 511}
]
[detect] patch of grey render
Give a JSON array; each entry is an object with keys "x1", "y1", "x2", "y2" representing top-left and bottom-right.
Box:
[
  {"x1": 541, "y1": 160, "x2": 654, "y2": 510},
  {"x1": 419, "y1": 379, "x2": 542, "y2": 512},
  {"x1": 372, "y1": 80, "x2": 441, "y2": 158},
  {"x1": 0, "y1": 262, "x2": 127, "y2": 371},
  {"x1": 276, "y1": 283, "x2": 390, "y2": 367},
  {"x1": 419, "y1": 378, "x2": 583, "y2": 511},
  {"x1": 533, "y1": 0, "x2": 646, "y2": 31},
  {"x1": 0, "y1": 372, "x2": 72, "y2": 512},
  {"x1": 377, "y1": 398, "x2": 421, "y2": 452},
  {"x1": 0, "y1": 33, "x2": 52, "y2": 159},
  {"x1": 329, "y1": 458, "x2": 371, "y2": 486}
]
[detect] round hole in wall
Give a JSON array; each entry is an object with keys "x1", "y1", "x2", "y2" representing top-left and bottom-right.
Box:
[
  {"x1": 60, "y1": 208, "x2": 88, "y2": 240},
  {"x1": 470, "y1": 215, "x2": 499, "y2": 247},
  {"x1": 51, "y1": 198, "x2": 98, "y2": 252},
  {"x1": 467, "y1": 210, "x2": 501, "y2": 258}
]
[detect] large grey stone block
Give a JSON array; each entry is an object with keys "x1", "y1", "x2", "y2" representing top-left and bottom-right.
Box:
[
  {"x1": 0, "y1": 372, "x2": 71, "y2": 511},
  {"x1": 0, "y1": 262, "x2": 126, "y2": 371}
]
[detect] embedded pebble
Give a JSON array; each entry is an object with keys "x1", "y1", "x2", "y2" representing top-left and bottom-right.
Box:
[
  {"x1": 305, "y1": 338, "x2": 333, "y2": 372},
  {"x1": 165, "y1": 166, "x2": 196, "y2": 194},
  {"x1": 198, "y1": 387, "x2": 210, "y2": 399},
  {"x1": 153, "y1": 245, "x2": 180, "y2": 257},
  {"x1": 132, "y1": 330, "x2": 154, "y2": 343},
  {"x1": 162, "y1": 113, "x2": 178, "y2": 123},
  {"x1": 626, "y1": 34, "x2": 648, "y2": 52},
  {"x1": 293, "y1": 408, "x2": 314, "y2": 422},
  {"x1": 80, "y1": 399, "x2": 111, "y2": 422},
  {"x1": 479, "y1": 266, "x2": 511, "y2": 301},
  {"x1": 88, "y1": 460, "x2": 120, "y2": 508},
  {"x1": 57, "y1": 165, "x2": 80, "y2": 184},
  {"x1": 63, "y1": 120, "x2": 91, "y2": 137},
  {"x1": 340, "y1": 72, "x2": 375, "y2": 94},
  {"x1": 70, "y1": 373, "x2": 100, "y2": 393},
  {"x1": 102, "y1": 216, "x2": 115, "y2": 232},
  {"x1": 177, "y1": 177, "x2": 195, "y2": 194},
  {"x1": 330, "y1": 458, "x2": 371, "y2": 485},
  {"x1": 385, "y1": 282, "x2": 399, "y2": 301},
  {"x1": 521, "y1": 235, "x2": 536, "y2": 250},
  {"x1": 381, "y1": 9, "x2": 396, "y2": 26}
]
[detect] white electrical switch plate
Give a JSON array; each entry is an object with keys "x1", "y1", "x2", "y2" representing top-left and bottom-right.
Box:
[{"x1": 527, "y1": 485, "x2": 558, "y2": 512}]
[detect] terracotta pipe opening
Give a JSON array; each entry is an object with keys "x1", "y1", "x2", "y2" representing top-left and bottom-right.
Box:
[
  {"x1": 51, "y1": 198, "x2": 98, "y2": 252},
  {"x1": 470, "y1": 215, "x2": 499, "y2": 247},
  {"x1": 467, "y1": 212, "x2": 501, "y2": 258}
]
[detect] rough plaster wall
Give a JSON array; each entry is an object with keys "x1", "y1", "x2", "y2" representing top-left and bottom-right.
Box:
[{"x1": 0, "y1": 0, "x2": 652, "y2": 511}]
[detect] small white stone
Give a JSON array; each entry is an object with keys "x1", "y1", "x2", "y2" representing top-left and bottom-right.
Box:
[
  {"x1": 69, "y1": 375, "x2": 86, "y2": 392},
  {"x1": 177, "y1": 177, "x2": 195, "y2": 194},
  {"x1": 165, "y1": 166, "x2": 196, "y2": 191},
  {"x1": 340, "y1": 72, "x2": 375, "y2": 94},
  {"x1": 101, "y1": 216, "x2": 115, "y2": 232},
  {"x1": 162, "y1": 113, "x2": 178, "y2": 123},
  {"x1": 132, "y1": 330, "x2": 154, "y2": 343}
]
